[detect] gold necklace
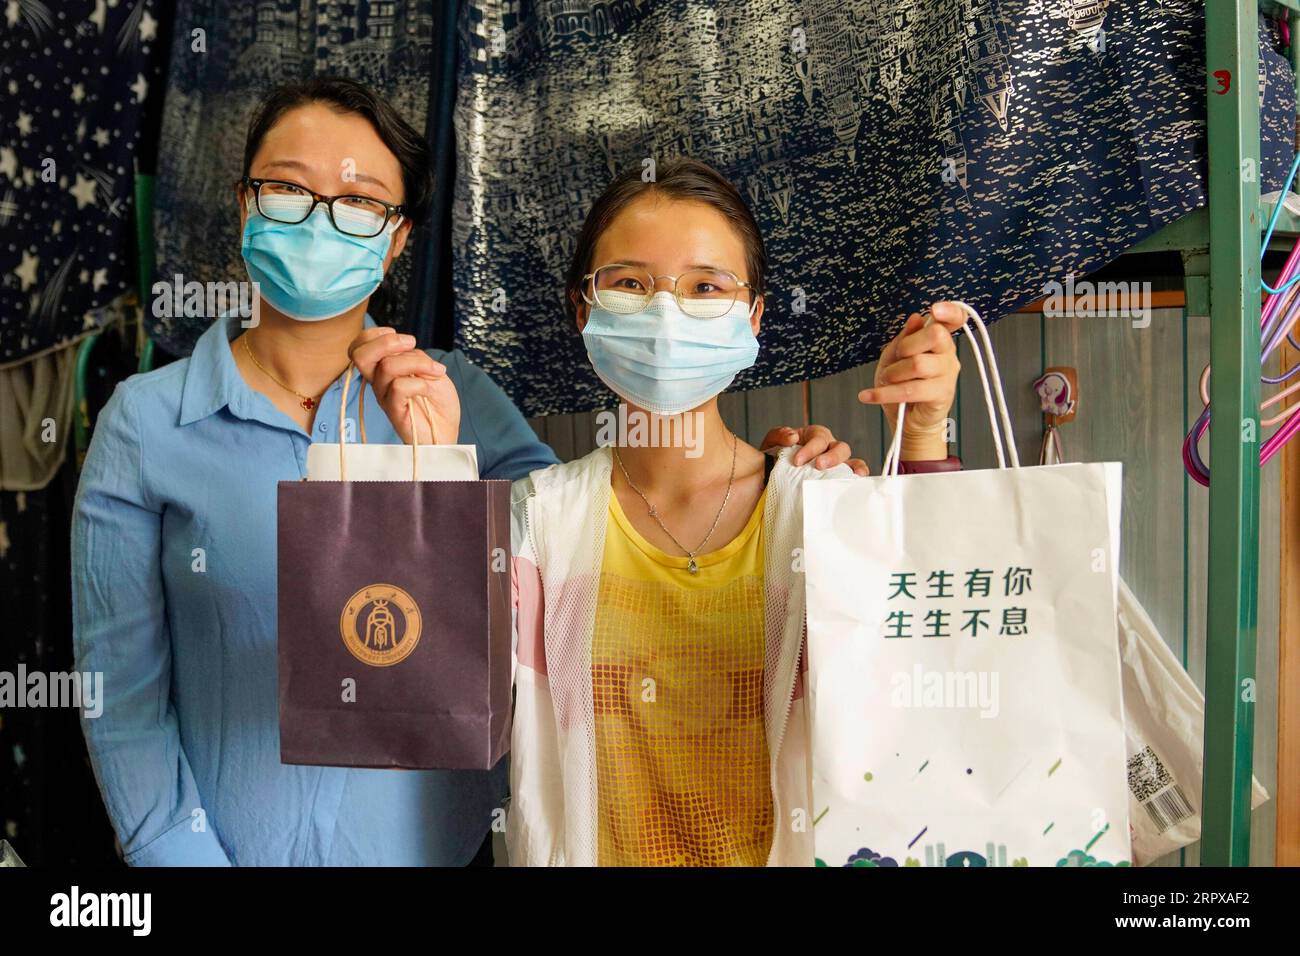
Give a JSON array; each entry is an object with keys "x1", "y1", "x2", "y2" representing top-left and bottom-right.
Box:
[
  {"x1": 613, "y1": 432, "x2": 738, "y2": 574},
  {"x1": 241, "y1": 334, "x2": 337, "y2": 411}
]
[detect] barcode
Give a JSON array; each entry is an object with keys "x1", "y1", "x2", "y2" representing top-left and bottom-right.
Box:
[
  {"x1": 1143, "y1": 785, "x2": 1195, "y2": 833},
  {"x1": 1127, "y1": 745, "x2": 1174, "y2": 801}
]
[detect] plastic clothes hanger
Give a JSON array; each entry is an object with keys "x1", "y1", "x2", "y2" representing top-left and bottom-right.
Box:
[{"x1": 1183, "y1": 151, "x2": 1300, "y2": 485}]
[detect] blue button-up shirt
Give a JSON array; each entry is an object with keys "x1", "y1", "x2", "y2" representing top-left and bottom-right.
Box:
[{"x1": 71, "y1": 315, "x2": 558, "y2": 866}]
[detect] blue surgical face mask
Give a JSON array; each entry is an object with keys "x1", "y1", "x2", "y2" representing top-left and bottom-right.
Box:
[
  {"x1": 241, "y1": 202, "x2": 395, "y2": 321},
  {"x1": 582, "y1": 290, "x2": 759, "y2": 416}
]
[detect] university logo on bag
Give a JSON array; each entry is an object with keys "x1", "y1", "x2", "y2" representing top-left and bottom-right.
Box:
[{"x1": 339, "y1": 584, "x2": 422, "y2": 667}]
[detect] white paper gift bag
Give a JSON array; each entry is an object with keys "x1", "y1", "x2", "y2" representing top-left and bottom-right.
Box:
[
  {"x1": 803, "y1": 304, "x2": 1131, "y2": 867},
  {"x1": 306, "y1": 375, "x2": 479, "y2": 481},
  {"x1": 307, "y1": 441, "x2": 478, "y2": 481}
]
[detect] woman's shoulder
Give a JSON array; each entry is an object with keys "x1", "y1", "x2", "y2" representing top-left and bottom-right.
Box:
[
  {"x1": 119, "y1": 357, "x2": 190, "y2": 392},
  {"x1": 101, "y1": 359, "x2": 191, "y2": 428},
  {"x1": 512, "y1": 446, "x2": 611, "y2": 498},
  {"x1": 424, "y1": 347, "x2": 480, "y2": 389},
  {"x1": 768, "y1": 445, "x2": 856, "y2": 486},
  {"x1": 510, "y1": 447, "x2": 613, "y2": 558}
]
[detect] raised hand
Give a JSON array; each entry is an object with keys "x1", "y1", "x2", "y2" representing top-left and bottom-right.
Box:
[
  {"x1": 347, "y1": 327, "x2": 460, "y2": 446},
  {"x1": 859, "y1": 301, "x2": 964, "y2": 458},
  {"x1": 760, "y1": 424, "x2": 870, "y2": 476}
]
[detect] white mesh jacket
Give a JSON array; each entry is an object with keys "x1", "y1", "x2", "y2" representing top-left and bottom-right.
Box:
[{"x1": 508, "y1": 444, "x2": 854, "y2": 866}]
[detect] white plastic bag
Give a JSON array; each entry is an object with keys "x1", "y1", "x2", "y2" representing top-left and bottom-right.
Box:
[{"x1": 1118, "y1": 579, "x2": 1270, "y2": 865}]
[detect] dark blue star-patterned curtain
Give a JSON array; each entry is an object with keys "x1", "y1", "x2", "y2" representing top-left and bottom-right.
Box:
[
  {"x1": 0, "y1": 0, "x2": 169, "y2": 364},
  {"x1": 453, "y1": 0, "x2": 1297, "y2": 417},
  {"x1": 1, "y1": 0, "x2": 174, "y2": 866}
]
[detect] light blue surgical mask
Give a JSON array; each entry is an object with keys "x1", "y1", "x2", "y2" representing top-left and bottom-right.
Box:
[
  {"x1": 241, "y1": 203, "x2": 394, "y2": 321},
  {"x1": 582, "y1": 290, "x2": 759, "y2": 416}
]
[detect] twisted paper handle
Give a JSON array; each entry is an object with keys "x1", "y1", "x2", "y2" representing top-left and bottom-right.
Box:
[{"x1": 338, "y1": 364, "x2": 440, "y2": 481}]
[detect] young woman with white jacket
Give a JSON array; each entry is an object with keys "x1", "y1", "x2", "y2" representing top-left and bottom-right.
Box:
[{"x1": 505, "y1": 159, "x2": 968, "y2": 866}]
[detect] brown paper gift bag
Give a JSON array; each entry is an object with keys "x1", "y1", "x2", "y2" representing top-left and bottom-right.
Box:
[{"x1": 277, "y1": 372, "x2": 512, "y2": 770}]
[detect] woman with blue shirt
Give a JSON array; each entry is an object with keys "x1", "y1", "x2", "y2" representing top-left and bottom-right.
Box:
[{"x1": 71, "y1": 77, "x2": 856, "y2": 866}]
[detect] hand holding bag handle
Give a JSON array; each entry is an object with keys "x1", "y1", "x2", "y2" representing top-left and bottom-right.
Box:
[
  {"x1": 337, "y1": 364, "x2": 439, "y2": 481},
  {"x1": 883, "y1": 302, "x2": 1021, "y2": 476}
]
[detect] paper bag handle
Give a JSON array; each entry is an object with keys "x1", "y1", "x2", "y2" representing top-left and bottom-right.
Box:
[
  {"x1": 884, "y1": 301, "x2": 1020, "y2": 476},
  {"x1": 337, "y1": 363, "x2": 439, "y2": 481}
]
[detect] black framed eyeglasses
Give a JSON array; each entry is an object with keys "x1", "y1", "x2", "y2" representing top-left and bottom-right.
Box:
[{"x1": 239, "y1": 177, "x2": 404, "y2": 238}]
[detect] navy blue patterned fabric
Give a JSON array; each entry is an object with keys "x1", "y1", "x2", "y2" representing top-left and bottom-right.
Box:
[
  {"x1": 148, "y1": 0, "x2": 443, "y2": 356},
  {"x1": 453, "y1": 1, "x2": 1297, "y2": 416},
  {"x1": 0, "y1": 0, "x2": 169, "y2": 364}
]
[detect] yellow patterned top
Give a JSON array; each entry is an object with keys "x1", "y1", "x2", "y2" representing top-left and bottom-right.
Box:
[{"x1": 591, "y1": 485, "x2": 773, "y2": 866}]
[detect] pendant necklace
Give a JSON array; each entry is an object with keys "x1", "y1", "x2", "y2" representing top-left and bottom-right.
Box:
[
  {"x1": 613, "y1": 431, "x2": 738, "y2": 574},
  {"x1": 242, "y1": 334, "x2": 337, "y2": 411}
]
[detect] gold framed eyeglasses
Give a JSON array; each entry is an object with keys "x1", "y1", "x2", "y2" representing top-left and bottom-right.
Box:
[{"x1": 582, "y1": 263, "x2": 758, "y2": 319}]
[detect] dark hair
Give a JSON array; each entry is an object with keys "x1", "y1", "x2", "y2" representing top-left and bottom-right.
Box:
[
  {"x1": 564, "y1": 158, "x2": 767, "y2": 317},
  {"x1": 241, "y1": 76, "x2": 434, "y2": 225}
]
